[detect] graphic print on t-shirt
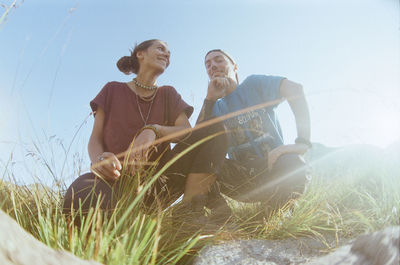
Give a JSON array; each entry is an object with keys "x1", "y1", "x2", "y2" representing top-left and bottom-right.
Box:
[
  {"x1": 225, "y1": 107, "x2": 278, "y2": 161},
  {"x1": 212, "y1": 75, "x2": 286, "y2": 162}
]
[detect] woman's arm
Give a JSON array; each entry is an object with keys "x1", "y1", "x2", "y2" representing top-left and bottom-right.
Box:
[
  {"x1": 89, "y1": 107, "x2": 122, "y2": 180},
  {"x1": 153, "y1": 111, "x2": 191, "y2": 142},
  {"x1": 88, "y1": 108, "x2": 106, "y2": 164},
  {"x1": 126, "y1": 111, "x2": 191, "y2": 173}
]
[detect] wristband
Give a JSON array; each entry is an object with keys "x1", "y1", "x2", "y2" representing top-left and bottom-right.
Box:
[
  {"x1": 295, "y1": 137, "x2": 312, "y2": 148},
  {"x1": 97, "y1": 154, "x2": 105, "y2": 161},
  {"x1": 204, "y1": 98, "x2": 217, "y2": 104},
  {"x1": 141, "y1": 125, "x2": 161, "y2": 139}
]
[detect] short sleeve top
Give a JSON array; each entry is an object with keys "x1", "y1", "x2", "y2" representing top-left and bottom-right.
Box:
[{"x1": 90, "y1": 81, "x2": 193, "y2": 156}]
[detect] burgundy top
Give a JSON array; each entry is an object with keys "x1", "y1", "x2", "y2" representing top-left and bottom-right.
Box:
[{"x1": 90, "y1": 81, "x2": 193, "y2": 157}]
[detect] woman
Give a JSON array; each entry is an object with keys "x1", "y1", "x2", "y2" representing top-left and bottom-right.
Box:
[{"x1": 63, "y1": 40, "x2": 228, "y2": 223}]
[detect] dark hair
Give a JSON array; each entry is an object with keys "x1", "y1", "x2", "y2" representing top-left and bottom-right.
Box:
[
  {"x1": 205, "y1": 49, "x2": 236, "y2": 65},
  {"x1": 116, "y1": 39, "x2": 161, "y2": 75}
]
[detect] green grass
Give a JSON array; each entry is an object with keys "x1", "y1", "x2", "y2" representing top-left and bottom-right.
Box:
[
  {"x1": 0, "y1": 173, "x2": 203, "y2": 265},
  {"x1": 1, "y1": 141, "x2": 399, "y2": 264},
  {"x1": 229, "y1": 160, "x2": 400, "y2": 243}
]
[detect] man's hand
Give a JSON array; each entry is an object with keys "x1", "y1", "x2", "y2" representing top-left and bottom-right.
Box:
[
  {"x1": 91, "y1": 152, "x2": 122, "y2": 181},
  {"x1": 268, "y1": 144, "x2": 309, "y2": 170},
  {"x1": 206, "y1": 77, "x2": 237, "y2": 101}
]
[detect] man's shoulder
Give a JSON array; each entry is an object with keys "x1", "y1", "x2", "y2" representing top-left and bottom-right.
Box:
[
  {"x1": 241, "y1": 74, "x2": 264, "y2": 84},
  {"x1": 239, "y1": 75, "x2": 283, "y2": 87},
  {"x1": 242, "y1": 74, "x2": 284, "y2": 82}
]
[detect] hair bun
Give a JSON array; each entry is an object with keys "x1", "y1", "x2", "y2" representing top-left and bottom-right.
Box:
[
  {"x1": 116, "y1": 39, "x2": 161, "y2": 75},
  {"x1": 116, "y1": 56, "x2": 133, "y2": 75}
]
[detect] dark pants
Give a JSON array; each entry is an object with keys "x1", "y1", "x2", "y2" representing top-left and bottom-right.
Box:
[
  {"x1": 217, "y1": 154, "x2": 310, "y2": 207},
  {"x1": 63, "y1": 123, "x2": 228, "y2": 214}
]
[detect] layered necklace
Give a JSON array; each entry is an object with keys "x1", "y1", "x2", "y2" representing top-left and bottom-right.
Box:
[
  {"x1": 132, "y1": 78, "x2": 158, "y2": 91},
  {"x1": 131, "y1": 79, "x2": 158, "y2": 125}
]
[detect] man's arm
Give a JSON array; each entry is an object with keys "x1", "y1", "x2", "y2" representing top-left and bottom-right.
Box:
[
  {"x1": 279, "y1": 78, "x2": 311, "y2": 143},
  {"x1": 196, "y1": 77, "x2": 237, "y2": 124},
  {"x1": 196, "y1": 99, "x2": 216, "y2": 124},
  {"x1": 267, "y1": 78, "x2": 311, "y2": 169}
]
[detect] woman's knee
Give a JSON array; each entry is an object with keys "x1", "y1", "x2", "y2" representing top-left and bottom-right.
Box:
[{"x1": 63, "y1": 172, "x2": 114, "y2": 214}]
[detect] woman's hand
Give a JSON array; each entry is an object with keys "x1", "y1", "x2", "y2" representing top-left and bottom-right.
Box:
[
  {"x1": 91, "y1": 152, "x2": 122, "y2": 181},
  {"x1": 127, "y1": 128, "x2": 158, "y2": 174}
]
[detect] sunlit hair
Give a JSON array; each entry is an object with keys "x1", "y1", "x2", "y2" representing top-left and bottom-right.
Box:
[
  {"x1": 116, "y1": 39, "x2": 164, "y2": 75},
  {"x1": 205, "y1": 49, "x2": 236, "y2": 65}
]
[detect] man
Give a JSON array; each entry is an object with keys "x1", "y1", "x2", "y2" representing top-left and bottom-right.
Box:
[{"x1": 197, "y1": 49, "x2": 311, "y2": 212}]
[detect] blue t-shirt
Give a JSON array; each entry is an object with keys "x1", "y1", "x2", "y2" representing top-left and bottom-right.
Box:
[{"x1": 212, "y1": 75, "x2": 285, "y2": 162}]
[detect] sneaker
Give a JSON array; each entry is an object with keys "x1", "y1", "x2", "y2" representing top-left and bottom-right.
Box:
[
  {"x1": 207, "y1": 184, "x2": 233, "y2": 225},
  {"x1": 172, "y1": 194, "x2": 228, "y2": 234},
  {"x1": 171, "y1": 194, "x2": 208, "y2": 228}
]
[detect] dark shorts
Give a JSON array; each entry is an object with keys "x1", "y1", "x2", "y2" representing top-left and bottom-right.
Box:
[
  {"x1": 63, "y1": 122, "x2": 228, "y2": 214},
  {"x1": 217, "y1": 153, "x2": 310, "y2": 206}
]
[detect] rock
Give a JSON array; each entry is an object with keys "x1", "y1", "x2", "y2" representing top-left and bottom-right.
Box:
[
  {"x1": 193, "y1": 227, "x2": 400, "y2": 265},
  {"x1": 306, "y1": 226, "x2": 400, "y2": 265},
  {"x1": 193, "y1": 236, "x2": 337, "y2": 265},
  {"x1": 0, "y1": 210, "x2": 102, "y2": 265}
]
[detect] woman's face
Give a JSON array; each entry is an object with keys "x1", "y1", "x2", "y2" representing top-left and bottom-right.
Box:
[{"x1": 137, "y1": 41, "x2": 170, "y2": 74}]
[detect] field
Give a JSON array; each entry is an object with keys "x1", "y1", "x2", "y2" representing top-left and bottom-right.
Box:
[{"x1": 1, "y1": 139, "x2": 399, "y2": 264}]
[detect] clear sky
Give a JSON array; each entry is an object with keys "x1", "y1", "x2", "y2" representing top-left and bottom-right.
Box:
[{"x1": 1, "y1": 0, "x2": 399, "y2": 184}]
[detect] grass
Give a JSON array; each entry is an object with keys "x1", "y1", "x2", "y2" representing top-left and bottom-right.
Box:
[
  {"x1": 0, "y1": 170, "x2": 203, "y2": 264},
  {"x1": 1, "y1": 135, "x2": 399, "y2": 264},
  {"x1": 230, "y1": 156, "x2": 400, "y2": 243}
]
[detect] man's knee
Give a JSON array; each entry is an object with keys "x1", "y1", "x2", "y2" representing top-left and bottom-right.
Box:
[
  {"x1": 269, "y1": 153, "x2": 309, "y2": 198},
  {"x1": 273, "y1": 154, "x2": 306, "y2": 171}
]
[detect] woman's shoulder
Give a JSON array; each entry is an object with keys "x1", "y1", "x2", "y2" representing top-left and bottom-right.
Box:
[
  {"x1": 158, "y1": 85, "x2": 176, "y2": 92},
  {"x1": 103, "y1": 81, "x2": 127, "y2": 89},
  {"x1": 158, "y1": 85, "x2": 179, "y2": 97},
  {"x1": 99, "y1": 81, "x2": 129, "y2": 95}
]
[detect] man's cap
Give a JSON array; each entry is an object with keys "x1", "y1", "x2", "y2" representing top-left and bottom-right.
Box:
[{"x1": 205, "y1": 49, "x2": 236, "y2": 65}]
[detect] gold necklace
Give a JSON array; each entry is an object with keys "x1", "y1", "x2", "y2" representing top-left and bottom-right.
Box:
[
  {"x1": 138, "y1": 89, "x2": 158, "y2": 102},
  {"x1": 133, "y1": 78, "x2": 158, "y2": 91},
  {"x1": 127, "y1": 82, "x2": 158, "y2": 102},
  {"x1": 136, "y1": 89, "x2": 157, "y2": 125}
]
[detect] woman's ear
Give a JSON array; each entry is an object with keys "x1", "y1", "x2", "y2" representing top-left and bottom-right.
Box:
[{"x1": 136, "y1": 50, "x2": 145, "y2": 60}]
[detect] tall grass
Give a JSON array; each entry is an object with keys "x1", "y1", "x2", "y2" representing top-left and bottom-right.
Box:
[
  {"x1": 0, "y1": 177, "x2": 204, "y2": 264},
  {"x1": 0, "y1": 134, "x2": 223, "y2": 264},
  {"x1": 1, "y1": 129, "x2": 399, "y2": 263},
  {"x1": 230, "y1": 154, "x2": 400, "y2": 245}
]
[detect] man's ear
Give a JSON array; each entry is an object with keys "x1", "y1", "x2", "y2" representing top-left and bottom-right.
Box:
[
  {"x1": 233, "y1": 63, "x2": 238, "y2": 72},
  {"x1": 234, "y1": 64, "x2": 239, "y2": 83}
]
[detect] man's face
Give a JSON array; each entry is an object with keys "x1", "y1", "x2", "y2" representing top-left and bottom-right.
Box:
[{"x1": 205, "y1": 51, "x2": 236, "y2": 80}]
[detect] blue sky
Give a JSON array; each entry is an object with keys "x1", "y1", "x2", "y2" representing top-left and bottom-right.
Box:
[{"x1": 1, "y1": 0, "x2": 399, "y2": 184}]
